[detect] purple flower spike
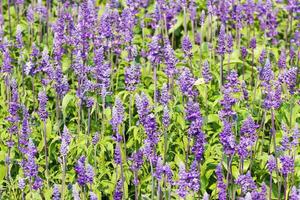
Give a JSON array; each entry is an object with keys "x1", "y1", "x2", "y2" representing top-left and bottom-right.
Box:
[
  {"x1": 217, "y1": 24, "x2": 226, "y2": 56},
  {"x1": 216, "y1": 164, "x2": 226, "y2": 200},
  {"x1": 202, "y1": 60, "x2": 212, "y2": 83},
  {"x1": 38, "y1": 91, "x2": 48, "y2": 121},
  {"x1": 182, "y1": 36, "x2": 192, "y2": 57}
]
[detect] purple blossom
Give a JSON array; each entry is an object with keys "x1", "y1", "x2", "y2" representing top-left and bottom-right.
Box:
[
  {"x1": 267, "y1": 155, "x2": 276, "y2": 172},
  {"x1": 18, "y1": 178, "x2": 26, "y2": 190},
  {"x1": 226, "y1": 33, "x2": 233, "y2": 54},
  {"x1": 217, "y1": 0, "x2": 230, "y2": 23},
  {"x1": 241, "y1": 46, "x2": 248, "y2": 59},
  {"x1": 259, "y1": 49, "x2": 267, "y2": 65},
  {"x1": 38, "y1": 91, "x2": 48, "y2": 121},
  {"x1": 54, "y1": 66, "x2": 69, "y2": 97},
  {"x1": 163, "y1": 40, "x2": 178, "y2": 78},
  {"x1": 111, "y1": 97, "x2": 124, "y2": 133},
  {"x1": 160, "y1": 83, "x2": 170, "y2": 106},
  {"x1": 162, "y1": 106, "x2": 170, "y2": 128},
  {"x1": 225, "y1": 70, "x2": 240, "y2": 92},
  {"x1": 114, "y1": 145, "x2": 122, "y2": 165},
  {"x1": 19, "y1": 107, "x2": 30, "y2": 154},
  {"x1": 243, "y1": 0, "x2": 255, "y2": 25},
  {"x1": 236, "y1": 172, "x2": 257, "y2": 193},
  {"x1": 52, "y1": 184, "x2": 61, "y2": 200},
  {"x1": 16, "y1": 25, "x2": 23, "y2": 49},
  {"x1": 2, "y1": 48, "x2": 12, "y2": 74},
  {"x1": 191, "y1": 131, "x2": 205, "y2": 161},
  {"x1": 182, "y1": 36, "x2": 192, "y2": 57},
  {"x1": 130, "y1": 150, "x2": 144, "y2": 185},
  {"x1": 185, "y1": 99, "x2": 201, "y2": 122},
  {"x1": 280, "y1": 155, "x2": 294, "y2": 176},
  {"x1": 74, "y1": 156, "x2": 94, "y2": 186},
  {"x1": 289, "y1": 186, "x2": 300, "y2": 200},
  {"x1": 21, "y1": 139, "x2": 38, "y2": 178},
  {"x1": 92, "y1": 132, "x2": 100, "y2": 145},
  {"x1": 178, "y1": 67, "x2": 197, "y2": 97},
  {"x1": 240, "y1": 117, "x2": 259, "y2": 144},
  {"x1": 251, "y1": 183, "x2": 267, "y2": 200},
  {"x1": 125, "y1": 64, "x2": 141, "y2": 91},
  {"x1": 259, "y1": 59, "x2": 274, "y2": 82},
  {"x1": 32, "y1": 176, "x2": 43, "y2": 190},
  {"x1": 219, "y1": 120, "x2": 235, "y2": 155},
  {"x1": 177, "y1": 163, "x2": 188, "y2": 198},
  {"x1": 278, "y1": 49, "x2": 286, "y2": 69},
  {"x1": 148, "y1": 34, "x2": 163, "y2": 64},
  {"x1": 249, "y1": 37, "x2": 256, "y2": 49},
  {"x1": 27, "y1": 5, "x2": 34, "y2": 24},
  {"x1": 216, "y1": 164, "x2": 226, "y2": 200},
  {"x1": 291, "y1": 124, "x2": 299, "y2": 147},
  {"x1": 113, "y1": 180, "x2": 123, "y2": 200},
  {"x1": 187, "y1": 161, "x2": 200, "y2": 192},
  {"x1": 89, "y1": 192, "x2": 98, "y2": 200},
  {"x1": 202, "y1": 60, "x2": 212, "y2": 83},
  {"x1": 60, "y1": 126, "x2": 71, "y2": 157},
  {"x1": 217, "y1": 24, "x2": 226, "y2": 56},
  {"x1": 263, "y1": 82, "x2": 282, "y2": 110},
  {"x1": 86, "y1": 164, "x2": 95, "y2": 184},
  {"x1": 282, "y1": 67, "x2": 297, "y2": 94},
  {"x1": 219, "y1": 88, "x2": 237, "y2": 120}
]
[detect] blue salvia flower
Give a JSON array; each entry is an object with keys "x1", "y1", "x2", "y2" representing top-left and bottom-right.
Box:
[
  {"x1": 216, "y1": 164, "x2": 227, "y2": 200},
  {"x1": 289, "y1": 186, "x2": 300, "y2": 200},
  {"x1": 89, "y1": 192, "x2": 98, "y2": 200},
  {"x1": 202, "y1": 60, "x2": 212, "y2": 84},
  {"x1": 163, "y1": 39, "x2": 178, "y2": 78},
  {"x1": 113, "y1": 180, "x2": 123, "y2": 200},
  {"x1": 38, "y1": 91, "x2": 48, "y2": 121},
  {"x1": 177, "y1": 163, "x2": 188, "y2": 198},
  {"x1": 236, "y1": 172, "x2": 257, "y2": 193},
  {"x1": 278, "y1": 48, "x2": 286, "y2": 69},
  {"x1": 148, "y1": 34, "x2": 163, "y2": 65},
  {"x1": 178, "y1": 67, "x2": 198, "y2": 97},
  {"x1": 280, "y1": 155, "x2": 294, "y2": 176},
  {"x1": 52, "y1": 184, "x2": 61, "y2": 200},
  {"x1": 217, "y1": 24, "x2": 226, "y2": 57},
  {"x1": 111, "y1": 97, "x2": 124, "y2": 134},
  {"x1": 18, "y1": 178, "x2": 26, "y2": 190},
  {"x1": 60, "y1": 126, "x2": 71, "y2": 157},
  {"x1": 125, "y1": 64, "x2": 141, "y2": 92},
  {"x1": 16, "y1": 25, "x2": 23, "y2": 49},
  {"x1": 182, "y1": 35, "x2": 192, "y2": 57}
]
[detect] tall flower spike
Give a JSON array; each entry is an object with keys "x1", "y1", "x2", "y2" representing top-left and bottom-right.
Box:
[
  {"x1": 202, "y1": 60, "x2": 212, "y2": 84},
  {"x1": 125, "y1": 64, "x2": 141, "y2": 92},
  {"x1": 38, "y1": 91, "x2": 48, "y2": 121},
  {"x1": 236, "y1": 172, "x2": 257, "y2": 193},
  {"x1": 177, "y1": 163, "x2": 188, "y2": 198},
  {"x1": 16, "y1": 25, "x2": 23, "y2": 49},
  {"x1": 52, "y1": 184, "x2": 61, "y2": 200},
  {"x1": 217, "y1": 24, "x2": 226, "y2": 56},
  {"x1": 89, "y1": 192, "x2": 98, "y2": 200},
  {"x1": 267, "y1": 155, "x2": 276, "y2": 173},
  {"x1": 278, "y1": 49, "x2": 286, "y2": 69},
  {"x1": 226, "y1": 33, "x2": 233, "y2": 54},
  {"x1": 148, "y1": 34, "x2": 162, "y2": 65},
  {"x1": 216, "y1": 164, "x2": 226, "y2": 200},
  {"x1": 60, "y1": 126, "x2": 71, "y2": 157},
  {"x1": 182, "y1": 35, "x2": 192, "y2": 57},
  {"x1": 111, "y1": 97, "x2": 124, "y2": 133},
  {"x1": 113, "y1": 180, "x2": 123, "y2": 200},
  {"x1": 280, "y1": 155, "x2": 294, "y2": 176}
]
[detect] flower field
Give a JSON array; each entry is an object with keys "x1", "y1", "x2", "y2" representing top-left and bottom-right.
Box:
[{"x1": 0, "y1": 0, "x2": 299, "y2": 199}]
